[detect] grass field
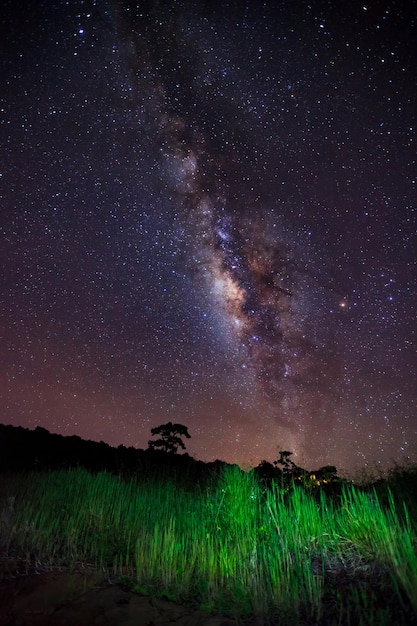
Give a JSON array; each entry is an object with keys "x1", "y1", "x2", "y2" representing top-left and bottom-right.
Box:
[{"x1": 0, "y1": 465, "x2": 416, "y2": 625}]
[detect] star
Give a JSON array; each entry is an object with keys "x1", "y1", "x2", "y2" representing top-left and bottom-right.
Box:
[{"x1": 0, "y1": 0, "x2": 415, "y2": 472}]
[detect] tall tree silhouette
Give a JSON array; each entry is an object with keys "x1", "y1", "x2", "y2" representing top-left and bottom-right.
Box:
[
  {"x1": 148, "y1": 422, "x2": 191, "y2": 454},
  {"x1": 275, "y1": 450, "x2": 297, "y2": 474}
]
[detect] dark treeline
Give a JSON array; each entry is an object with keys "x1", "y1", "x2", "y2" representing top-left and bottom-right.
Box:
[
  {"x1": 0, "y1": 423, "x2": 230, "y2": 487},
  {"x1": 0, "y1": 424, "x2": 341, "y2": 494},
  {"x1": 0, "y1": 424, "x2": 415, "y2": 508}
]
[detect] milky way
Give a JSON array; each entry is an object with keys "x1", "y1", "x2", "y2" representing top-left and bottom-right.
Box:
[{"x1": 1, "y1": 0, "x2": 416, "y2": 472}]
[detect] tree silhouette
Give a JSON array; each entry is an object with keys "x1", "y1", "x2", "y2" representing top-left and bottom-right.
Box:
[
  {"x1": 274, "y1": 450, "x2": 297, "y2": 474},
  {"x1": 147, "y1": 422, "x2": 191, "y2": 454},
  {"x1": 315, "y1": 465, "x2": 338, "y2": 482},
  {"x1": 273, "y1": 450, "x2": 309, "y2": 484}
]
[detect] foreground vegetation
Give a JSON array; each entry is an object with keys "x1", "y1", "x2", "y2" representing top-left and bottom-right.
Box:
[{"x1": 0, "y1": 466, "x2": 416, "y2": 625}]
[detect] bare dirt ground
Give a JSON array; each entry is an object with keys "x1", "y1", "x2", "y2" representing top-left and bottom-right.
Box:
[{"x1": 0, "y1": 567, "x2": 239, "y2": 626}]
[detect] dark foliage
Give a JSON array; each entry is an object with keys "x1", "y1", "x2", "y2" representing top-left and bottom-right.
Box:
[
  {"x1": 0, "y1": 423, "x2": 231, "y2": 487},
  {"x1": 1, "y1": 423, "x2": 415, "y2": 509},
  {"x1": 147, "y1": 422, "x2": 191, "y2": 454}
]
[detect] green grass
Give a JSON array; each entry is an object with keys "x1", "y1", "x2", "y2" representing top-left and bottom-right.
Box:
[{"x1": 0, "y1": 466, "x2": 416, "y2": 624}]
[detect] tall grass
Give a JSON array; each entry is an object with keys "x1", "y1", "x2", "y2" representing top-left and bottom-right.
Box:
[
  {"x1": 0, "y1": 466, "x2": 416, "y2": 624},
  {"x1": 337, "y1": 487, "x2": 417, "y2": 613}
]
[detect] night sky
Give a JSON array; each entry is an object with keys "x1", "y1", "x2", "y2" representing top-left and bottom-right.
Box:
[{"x1": 1, "y1": 0, "x2": 416, "y2": 473}]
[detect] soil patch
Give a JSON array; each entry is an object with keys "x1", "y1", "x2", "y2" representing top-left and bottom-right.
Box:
[{"x1": 0, "y1": 569, "x2": 238, "y2": 626}]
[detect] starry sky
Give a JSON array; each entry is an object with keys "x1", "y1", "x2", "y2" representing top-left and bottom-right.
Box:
[{"x1": 1, "y1": 0, "x2": 416, "y2": 473}]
